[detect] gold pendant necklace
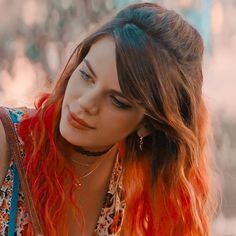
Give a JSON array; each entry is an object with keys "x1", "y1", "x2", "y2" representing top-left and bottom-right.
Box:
[
  {"x1": 73, "y1": 153, "x2": 112, "y2": 188},
  {"x1": 70, "y1": 159, "x2": 94, "y2": 167}
]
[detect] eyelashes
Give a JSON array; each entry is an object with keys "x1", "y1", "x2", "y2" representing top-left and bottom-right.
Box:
[
  {"x1": 110, "y1": 95, "x2": 132, "y2": 109},
  {"x1": 78, "y1": 69, "x2": 131, "y2": 110},
  {"x1": 79, "y1": 69, "x2": 91, "y2": 82}
]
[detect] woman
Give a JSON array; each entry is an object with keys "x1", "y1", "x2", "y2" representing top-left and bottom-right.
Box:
[{"x1": 0, "y1": 2, "x2": 219, "y2": 236}]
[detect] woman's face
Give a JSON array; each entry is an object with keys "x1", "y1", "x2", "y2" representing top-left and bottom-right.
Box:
[{"x1": 59, "y1": 37, "x2": 146, "y2": 151}]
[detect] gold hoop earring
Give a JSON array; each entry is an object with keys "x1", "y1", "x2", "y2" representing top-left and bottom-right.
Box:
[{"x1": 139, "y1": 135, "x2": 143, "y2": 151}]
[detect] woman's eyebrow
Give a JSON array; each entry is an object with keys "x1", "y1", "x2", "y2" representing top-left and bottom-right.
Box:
[{"x1": 83, "y1": 58, "x2": 97, "y2": 78}]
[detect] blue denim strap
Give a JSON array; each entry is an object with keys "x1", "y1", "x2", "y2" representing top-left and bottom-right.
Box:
[{"x1": 7, "y1": 163, "x2": 20, "y2": 236}]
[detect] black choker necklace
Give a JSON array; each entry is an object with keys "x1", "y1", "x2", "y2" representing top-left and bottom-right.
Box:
[{"x1": 74, "y1": 145, "x2": 113, "y2": 157}]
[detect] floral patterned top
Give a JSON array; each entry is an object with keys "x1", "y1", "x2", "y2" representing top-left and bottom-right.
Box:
[{"x1": 0, "y1": 107, "x2": 126, "y2": 235}]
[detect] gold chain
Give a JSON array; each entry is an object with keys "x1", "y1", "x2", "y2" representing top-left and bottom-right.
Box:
[
  {"x1": 73, "y1": 152, "x2": 117, "y2": 188},
  {"x1": 70, "y1": 158, "x2": 94, "y2": 167}
]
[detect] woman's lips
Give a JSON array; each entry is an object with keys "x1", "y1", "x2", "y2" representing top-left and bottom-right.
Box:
[{"x1": 67, "y1": 111, "x2": 95, "y2": 130}]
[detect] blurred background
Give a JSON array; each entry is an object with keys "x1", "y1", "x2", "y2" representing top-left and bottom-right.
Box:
[{"x1": 0, "y1": 0, "x2": 235, "y2": 235}]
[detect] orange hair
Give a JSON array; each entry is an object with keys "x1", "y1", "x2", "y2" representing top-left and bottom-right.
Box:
[{"x1": 18, "y1": 3, "x2": 219, "y2": 235}]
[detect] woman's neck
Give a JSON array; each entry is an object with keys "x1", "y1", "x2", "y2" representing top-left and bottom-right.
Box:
[
  {"x1": 68, "y1": 143, "x2": 118, "y2": 166},
  {"x1": 73, "y1": 145, "x2": 118, "y2": 191}
]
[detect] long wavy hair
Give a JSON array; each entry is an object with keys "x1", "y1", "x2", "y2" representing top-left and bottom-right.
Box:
[{"x1": 18, "y1": 3, "x2": 219, "y2": 235}]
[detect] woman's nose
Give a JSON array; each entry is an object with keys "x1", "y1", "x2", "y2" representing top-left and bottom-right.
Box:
[{"x1": 76, "y1": 88, "x2": 101, "y2": 115}]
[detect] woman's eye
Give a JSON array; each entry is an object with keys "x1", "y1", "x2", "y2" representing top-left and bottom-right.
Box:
[
  {"x1": 79, "y1": 69, "x2": 92, "y2": 82},
  {"x1": 78, "y1": 70, "x2": 131, "y2": 110},
  {"x1": 110, "y1": 96, "x2": 131, "y2": 109}
]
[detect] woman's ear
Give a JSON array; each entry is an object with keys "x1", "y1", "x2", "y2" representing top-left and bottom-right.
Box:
[{"x1": 137, "y1": 123, "x2": 151, "y2": 138}]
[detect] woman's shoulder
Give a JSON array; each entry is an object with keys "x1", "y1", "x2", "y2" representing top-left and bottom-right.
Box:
[
  {"x1": 0, "y1": 106, "x2": 35, "y2": 187},
  {"x1": 0, "y1": 118, "x2": 9, "y2": 187},
  {"x1": 1, "y1": 106, "x2": 35, "y2": 124}
]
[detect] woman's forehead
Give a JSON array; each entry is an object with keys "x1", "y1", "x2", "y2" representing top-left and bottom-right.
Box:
[
  {"x1": 83, "y1": 38, "x2": 121, "y2": 90},
  {"x1": 86, "y1": 37, "x2": 116, "y2": 67}
]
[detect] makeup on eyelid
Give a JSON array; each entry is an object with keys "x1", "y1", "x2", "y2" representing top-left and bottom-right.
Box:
[{"x1": 78, "y1": 68, "x2": 132, "y2": 109}]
